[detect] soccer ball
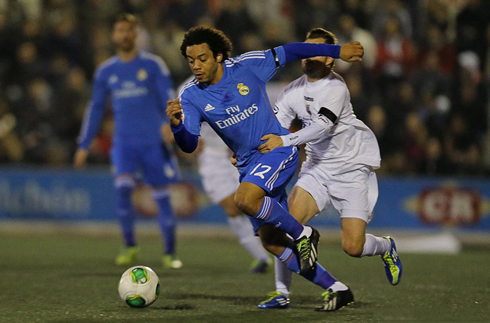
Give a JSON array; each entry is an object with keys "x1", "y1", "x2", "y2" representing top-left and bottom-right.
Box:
[{"x1": 118, "y1": 266, "x2": 160, "y2": 308}]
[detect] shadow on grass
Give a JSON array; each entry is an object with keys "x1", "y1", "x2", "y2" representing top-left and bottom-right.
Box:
[
  {"x1": 168, "y1": 293, "x2": 371, "y2": 310},
  {"x1": 149, "y1": 304, "x2": 196, "y2": 310}
]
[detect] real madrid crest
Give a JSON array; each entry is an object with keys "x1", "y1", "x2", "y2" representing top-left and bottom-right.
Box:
[
  {"x1": 137, "y1": 68, "x2": 148, "y2": 81},
  {"x1": 237, "y1": 83, "x2": 249, "y2": 96}
]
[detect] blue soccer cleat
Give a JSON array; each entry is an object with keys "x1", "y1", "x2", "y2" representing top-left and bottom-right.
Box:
[
  {"x1": 258, "y1": 291, "x2": 290, "y2": 309},
  {"x1": 381, "y1": 236, "x2": 402, "y2": 285}
]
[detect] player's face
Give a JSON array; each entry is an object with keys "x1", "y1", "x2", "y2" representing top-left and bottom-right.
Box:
[
  {"x1": 186, "y1": 43, "x2": 223, "y2": 85},
  {"x1": 301, "y1": 38, "x2": 333, "y2": 78},
  {"x1": 113, "y1": 21, "x2": 137, "y2": 52}
]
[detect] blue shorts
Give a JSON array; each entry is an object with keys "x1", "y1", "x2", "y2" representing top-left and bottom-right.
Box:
[
  {"x1": 239, "y1": 146, "x2": 299, "y2": 232},
  {"x1": 111, "y1": 142, "x2": 180, "y2": 186}
]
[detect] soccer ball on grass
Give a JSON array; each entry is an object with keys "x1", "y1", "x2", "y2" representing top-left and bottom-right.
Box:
[{"x1": 118, "y1": 266, "x2": 160, "y2": 308}]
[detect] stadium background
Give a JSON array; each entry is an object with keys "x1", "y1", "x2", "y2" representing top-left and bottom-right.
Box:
[{"x1": 0, "y1": 0, "x2": 489, "y2": 322}]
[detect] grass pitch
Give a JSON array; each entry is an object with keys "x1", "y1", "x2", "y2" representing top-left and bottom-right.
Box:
[{"x1": 1, "y1": 226, "x2": 489, "y2": 322}]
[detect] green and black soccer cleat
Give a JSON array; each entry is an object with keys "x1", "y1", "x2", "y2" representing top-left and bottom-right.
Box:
[
  {"x1": 294, "y1": 226, "x2": 320, "y2": 275},
  {"x1": 316, "y1": 288, "x2": 354, "y2": 312}
]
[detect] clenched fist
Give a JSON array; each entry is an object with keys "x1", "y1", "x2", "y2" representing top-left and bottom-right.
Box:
[
  {"x1": 340, "y1": 41, "x2": 364, "y2": 62},
  {"x1": 166, "y1": 98, "x2": 183, "y2": 127}
]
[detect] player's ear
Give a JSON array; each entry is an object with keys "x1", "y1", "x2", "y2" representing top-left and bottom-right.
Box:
[
  {"x1": 216, "y1": 53, "x2": 223, "y2": 63},
  {"x1": 326, "y1": 57, "x2": 334, "y2": 67}
]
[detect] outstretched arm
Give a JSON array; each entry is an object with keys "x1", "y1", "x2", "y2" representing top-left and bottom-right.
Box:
[{"x1": 277, "y1": 41, "x2": 363, "y2": 64}]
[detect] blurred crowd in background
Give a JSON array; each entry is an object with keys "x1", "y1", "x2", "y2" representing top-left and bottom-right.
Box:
[{"x1": 0, "y1": 0, "x2": 489, "y2": 176}]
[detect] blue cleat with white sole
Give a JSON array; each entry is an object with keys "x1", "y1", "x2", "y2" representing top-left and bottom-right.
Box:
[
  {"x1": 381, "y1": 236, "x2": 402, "y2": 285},
  {"x1": 258, "y1": 291, "x2": 289, "y2": 309}
]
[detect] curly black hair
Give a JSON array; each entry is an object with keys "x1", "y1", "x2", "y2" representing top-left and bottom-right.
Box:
[{"x1": 180, "y1": 26, "x2": 233, "y2": 61}]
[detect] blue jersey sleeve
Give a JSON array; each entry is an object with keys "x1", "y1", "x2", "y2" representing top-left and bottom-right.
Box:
[
  {"x1": 276, "y1": 42, "x2": 341, "y2": 64},
  {"x1": 153, "y1": 57, "x2": 175, "y2": 124},
  {"x1": 171, "y1": 121, "x2": 199, "y2": 153},
  {"x1": 227, "y1": 50, "x2": 280, "y2": 83},
  {"x1": 180, "y1": 94, "x2": 203, "y2": 136},
  {"x1": 78, "y1": 67, "x2": 110, "y2": 149}
]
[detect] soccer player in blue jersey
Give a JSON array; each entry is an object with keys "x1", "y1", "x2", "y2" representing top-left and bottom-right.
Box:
[
  {"x1": 166, "y1": 26, "x2": 363, "y2": 307},
  {"x1": 74, "y1": 14, "x2": 182, "y2": 269}
]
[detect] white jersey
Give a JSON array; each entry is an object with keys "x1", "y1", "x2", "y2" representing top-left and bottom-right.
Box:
[
  {"x1": 275, "y1": 72, "x2": 380, "y2": 174},
  {"x1": 199, "y1": 122, "x2": 231, "y2": 158}
]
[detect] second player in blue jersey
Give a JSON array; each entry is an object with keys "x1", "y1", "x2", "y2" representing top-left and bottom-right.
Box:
[{"x1": 75, "y1": 14, "x2": 182, "y2": 269}]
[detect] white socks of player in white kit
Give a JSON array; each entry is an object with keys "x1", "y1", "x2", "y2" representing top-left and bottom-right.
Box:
[
  {"x1": 361, "y1": 233, "x2": 391, "y2": 257},
  {"x1": 227, "y1": 215, "x2": 270, "y2": 262}
]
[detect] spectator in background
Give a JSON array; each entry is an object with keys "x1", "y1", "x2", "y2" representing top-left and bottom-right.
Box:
[
  {"x1": 456, "y1": 0, "x2": 489, "y2": 70},
  {"x1": 0, "y1": 0, "x2": 486, "y2": 177},
  {"x1": 374, "y1": 15, "x2": 414, "y2": 102},
  {"x1": 339, "y1": 0, "x2": 369, "y2": 30},
  {"x1": 0, "y1": 99, "x2": 23, "y2": 163},
  {"x1": 423, "y1": 137, "x2": 448, "y2": 175},
  {"x1": 404, "y1": 112, "x2": 428, "y2": 173},
  {"x1": 336, "y1": 14, "x2": 377, "y2": 72},
  {"x1": 152, "y1": 20, "x2": 188, "y2": 84},
  {"x1": 293, "y1": 0, "x2": 338, "y2": 41},
  {"x1": 13, "y1": 42, "x2": 45, "y2": 84},
  {"x1": 418, "y1": 24, "x2": 456, "y2": 76},
  {"x1": 163, "y1": 0, "x2": 206, "y2": 31},
  {"x1": 445, "y1": 114, "x2": 482, "y2": 174},
  {"x1": 373, "y1": 0, "x2": 412, "y2": 39},
  {"x1": 215, "y1": 0, "x2": 259, "y2": 54}
]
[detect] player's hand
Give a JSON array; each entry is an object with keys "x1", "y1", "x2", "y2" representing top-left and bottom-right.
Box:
[
  {"x1": 339, "y1": 41, "x2": 364, "y2": 62},
  {"x1": 258, "y1": 134, "x2": 283, "y2": 154},
  {"x1": 166, "y1": 98, "x2": 183, "y2": 127},
  {"x1": 230, "y1": 153, "x2": 238, "y2": 168},
  {"x1": 74, "y1": 148, "x2": 89, "y2": 169}
]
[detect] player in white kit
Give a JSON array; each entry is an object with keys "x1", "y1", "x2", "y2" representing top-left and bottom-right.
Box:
[
  {"x1": 257, "y1": 28, "x2": 402, "y2": 310},
  {"x1": 178, "y1": 79, "x2": 271, "y2": 273}
]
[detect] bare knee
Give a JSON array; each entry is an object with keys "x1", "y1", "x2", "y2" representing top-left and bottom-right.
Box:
[
  {"x1": 342, "y1": 241, "x2": 364, "y2": 257},
  {"x1": 234, "y1": 189, "x2": 261, "y2": 216}
]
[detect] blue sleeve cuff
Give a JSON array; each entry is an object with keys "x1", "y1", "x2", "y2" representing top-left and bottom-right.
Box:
[
  {"x1": 171, "y1": 120, "x2": 184, "y2": 132},
  {"x1": 279, "y1": 43, "x2": 341, "y2": 63},
  {"x1": 171, "y1": 121, "x2": 199, "y2": 153}
]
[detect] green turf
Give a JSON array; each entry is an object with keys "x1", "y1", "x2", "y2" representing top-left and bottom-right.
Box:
[{"x1": 1, "y1": 230, "x2": 489, "y2": 322}]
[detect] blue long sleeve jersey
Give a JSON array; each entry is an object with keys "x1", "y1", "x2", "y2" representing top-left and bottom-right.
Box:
[
  {"x1": 176, "y1": 43, "x2": 341, "y2": 167},
  {"x1": 78, "y1": 51, "x2": 174, "y2": 149}
]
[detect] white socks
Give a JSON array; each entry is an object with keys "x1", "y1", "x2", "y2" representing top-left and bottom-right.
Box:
[
  {"x1": 329, "y1": 281, "x2": 349, "y2": 292},
  {"x1": 227, "y1": 215, "x2": 269, "y2": 261},
  {"x1": 361, "y1": 233, "x2": 391, "y2": 257},
  {"x1": 274, "y1": 257, "x2": 292, "y2": 297},
  {"x1": 299, "y1": 226, "x2": 312, "y2": 239}
]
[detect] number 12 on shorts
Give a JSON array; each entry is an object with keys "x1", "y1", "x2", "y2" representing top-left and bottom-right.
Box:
[{"x1": 250, "y1": 163, "x2": 271, "y2": 179}]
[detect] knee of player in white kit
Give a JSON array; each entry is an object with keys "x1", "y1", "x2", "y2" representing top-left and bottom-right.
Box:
[{"x1": 342, "y1": 238, "x2": 366, "y2": 257}]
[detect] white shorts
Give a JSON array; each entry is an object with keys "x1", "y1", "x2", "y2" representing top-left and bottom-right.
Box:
[
  {"x1": 198, "y1": 152, "x2": 240, "y2": 204},
  {"x1": 295, "y1": 162, "x2": 378, "y2": 223}
]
